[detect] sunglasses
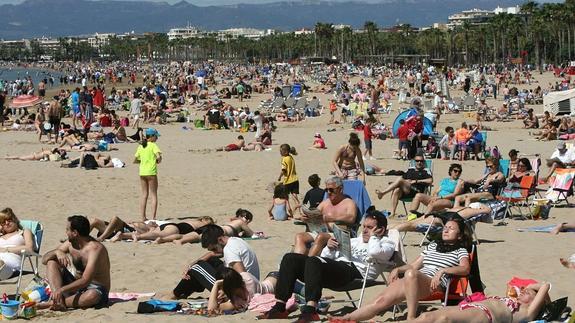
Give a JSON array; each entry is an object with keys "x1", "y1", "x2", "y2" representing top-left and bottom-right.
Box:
[
  {"x1": 415, "y1": 160, "x2": 425, "y2": 163},
  {"x1": 452, "y1": 169, "x2": 462, "y2": 173},
  {"x1": 327, "y1": 187, "x2": 341, "y2": 193},
  {"x1": 486, "y1": 164, "x2": 496, "y2": 168}
]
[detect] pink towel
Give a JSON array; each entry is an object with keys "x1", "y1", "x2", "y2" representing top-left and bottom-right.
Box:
[
  {"x1": 248, "y1": 294, "x2": 296, "y2": 313},
  {"x1": 108, "y1": 292, "x2": 155, "y2": 303}
]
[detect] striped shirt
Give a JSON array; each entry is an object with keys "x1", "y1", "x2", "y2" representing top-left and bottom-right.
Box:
[{"x1": 419, "y1": 242, "x2": 468, "y2": 288}]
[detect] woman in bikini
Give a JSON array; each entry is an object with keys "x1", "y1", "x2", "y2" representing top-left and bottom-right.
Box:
[
  {"x1": 333, "y1": 132, "x2": 366, "y2": 183},
  {"x1": 219, "y1": 208, "x2": 254, "y2": 238},
  {"x1": 454, "y1": 157, "x2": 505, "y2": 208},
  {"x1": 0, "y1": 208, "x2": 35, "y2": 280},
  {"x1": 413, "y1": 282, "x2": 550, "y2": 323},
  {"x1": 3, "y1": 148, "x2": 67, "y2": 161},
  {"x1": 131, "y1": 217, "x2": 215, "y2": 244}
]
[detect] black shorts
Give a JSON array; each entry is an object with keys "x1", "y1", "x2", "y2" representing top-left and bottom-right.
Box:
[
  {"x1": 160, "y1": 222, "x2": 195, "y2": 235},
  {"x1": 364, "y1": 139, "x2": 372, "y2": 150},
  {"x1": 408, "y1": 83, "x2": 415, "y2": 88},
  {"x1": 49, "y1": 117, "x2": 61, "y2": 133},
  {"x1": 284, "y1": 180, "x2": 300, "y2": 194},
  {"x1": 61, "y1": 268, "x2": 109, "y2": 309},
  {"x1": 403, "y1": 187, "x2": 420, "y2": 199}
]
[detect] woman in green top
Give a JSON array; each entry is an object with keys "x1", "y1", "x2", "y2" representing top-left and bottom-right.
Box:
[{"x1": 134, "y1": 128, "x2": 162, "y2": 221}]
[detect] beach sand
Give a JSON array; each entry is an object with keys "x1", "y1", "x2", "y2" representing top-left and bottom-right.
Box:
[{"x1": 0, "y1": 71, "x2": 573, "y2": 322}]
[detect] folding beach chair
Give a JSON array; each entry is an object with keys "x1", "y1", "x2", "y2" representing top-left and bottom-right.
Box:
[
  {"x1": 543, "y1": 168, "x2": 575, "y2": 206},
  {"x1": 400, "y1": 159, "x2": 433, "y2": 216},
  {"x1": 294, "y1": 96, "x2": 308, "y2": 112},
  {"x1": 284, "y1": 96, "x2": 297, "y2": 109},
  {"x1": 496, "y1": 175, "x2": 536, "y2": 223},
  {"x1": 327, "y1": 229, "x2": 406, "y2": 308},
  {"x1": 393, "y1": 244, "x2": 477, "y2": 320},
  {"x1": 0, "y1": 220, "x2": 44, "y2": 299}
]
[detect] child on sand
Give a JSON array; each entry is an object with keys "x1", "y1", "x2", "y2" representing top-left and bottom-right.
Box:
[
  {"x1": 134, "y1": 128, "x2": 162, "y2": 221},
  {"x1": 310, "y1": 133, "x2": 326, "y2": 149},
  {"x1": 277, "y1": 143, "x2": 300, "y2": 205},
  {"x1": 268, "y1": 184, "x2": 293, "y2": 221}
]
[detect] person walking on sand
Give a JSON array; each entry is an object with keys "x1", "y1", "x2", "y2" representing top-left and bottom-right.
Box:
[
  {"x1": 278, "y1": 143, "x2": 300, "y2": 205},
  {"x1": 134, "y1": 128, "x2": 162, "y2": 221}
]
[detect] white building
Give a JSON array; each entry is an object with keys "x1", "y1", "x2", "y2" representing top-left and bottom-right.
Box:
[
  {"x1": 216, "y1": 28, "x2": 272, "y2": 41},
  {"x1": 167, "y1": 27, "x2": 202, "y2": 41},
  {"x1": 448, "y1": 8, "x2": 495, "y2": 27},
  {"x1": 87, "y1": 33, "x2": 116, "y2": 49},
  {"x1": 36, "y1": 37, "x2": 60, "y2": 52},
  {"x1": 494, "y1": 6, "x2": 521, "y2": 15}
]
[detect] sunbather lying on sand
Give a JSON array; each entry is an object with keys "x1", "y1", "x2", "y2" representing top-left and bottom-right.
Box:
[
  {"x1": 88, "y1": 216, "x2": 173, "y2": 242},
  {"x1": 3, "y1": 148, "x2": 67, "y2": 161},
  {"x1": 550, "y1": 221, "x2": 575, "y2": 235}
]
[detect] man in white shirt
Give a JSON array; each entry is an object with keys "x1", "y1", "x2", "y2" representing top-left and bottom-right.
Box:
[
  {"x1": 253, "y1": 111, "x2": 263, "y2": 139},
  {"x1": 542, "y1": 141, "x2": 575, "y2": 181},
  {"x1": 259, "y1": 209, "x2": 396, "y2": 321},
  {"x1": 170, "y1": 225, "x2": 259, "y2": 299}
]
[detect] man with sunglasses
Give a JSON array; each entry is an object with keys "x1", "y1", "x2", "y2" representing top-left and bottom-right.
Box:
[
  {"x1": 293, "y1": 177, "x2": 358, "y2": 256},
  {"x1": 259, "y1": 209, "x2": 396, "y2": 322},
  {"x1": 375, "y1": 154, "x2": 433, "y2": 218}
]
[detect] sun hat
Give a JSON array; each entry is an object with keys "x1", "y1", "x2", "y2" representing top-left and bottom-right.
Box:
[{"x1": 145, "y1": 128, "x2": 160, "y2": 137}]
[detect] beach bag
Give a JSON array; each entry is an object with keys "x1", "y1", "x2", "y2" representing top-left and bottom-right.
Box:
[
  {"x1": 137, "y1": 299, "x2": 181, "y2": 313},
  {"x1": 81, "y1": 154, "x2": 98, "y2": 170},
  {"x1": 120, "y1": 117, "x2": 129, "y2": 127}
]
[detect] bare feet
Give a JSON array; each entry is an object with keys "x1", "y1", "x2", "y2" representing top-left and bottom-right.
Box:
[
  {"x1": 560, "y1": 258, "x2": 575, "y2": 269},
  {"x1": 110, "y1": 231, "x2": 122, "y2": 242},
  {"x1": 550, "y1": 224, "x2": 563, "y2": 235}
]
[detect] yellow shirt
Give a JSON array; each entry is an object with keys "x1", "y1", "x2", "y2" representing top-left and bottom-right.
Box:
[
  {"x1": 281, "y1": 155, "x2": 298, "y2": 184},
  {"x1": 135, "y1": 142, "x2": 161, "y2": 176}
]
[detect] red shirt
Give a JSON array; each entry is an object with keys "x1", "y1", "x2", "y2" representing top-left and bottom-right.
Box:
[
  {"x1": 363, "y1": 125, "x2": 373, "y2": 140},
  {"x1": 397, "y1": 124, "x2": 410, "y2": 141}
]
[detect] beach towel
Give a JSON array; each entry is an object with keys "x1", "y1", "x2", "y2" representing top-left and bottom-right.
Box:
[
  {"x1": 108, "y1": 292, "x2": 155, "y2": 304},
  {"x1": 517, "y1": 225, "x2": 575, "y2": 233},
  {"x1": 248, "y1": 294, "x2": 297, "y2": 313},
  {"x1": 137, "y1": 299, "x2": 181, "y2": 313},
  {"x1": 544, "y1": 168, "x2": 575, "y2": 202}
]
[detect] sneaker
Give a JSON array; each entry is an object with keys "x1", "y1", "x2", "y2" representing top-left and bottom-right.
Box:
[{"x1": 257, "y1": 308, "x2": 289, "y2": 320}]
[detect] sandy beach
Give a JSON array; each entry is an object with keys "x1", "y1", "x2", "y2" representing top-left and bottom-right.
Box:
[{"x1": 0, "y1": 71, "x2": 574, "y2": 322}]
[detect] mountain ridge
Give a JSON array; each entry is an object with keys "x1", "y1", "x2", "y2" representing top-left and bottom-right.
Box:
[{"x1": 0, "y1": 0, "x2": 526, "y2": 40}]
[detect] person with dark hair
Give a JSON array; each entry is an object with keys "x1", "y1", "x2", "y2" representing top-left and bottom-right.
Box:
[
  {"x1": 508, "y1": 157, "x2": 534, "y2": 184},
  {"x1": 40, "y1": 215, "x2": 111, "y2": 310},
  {"x1": 375, "y1": 154, "x2": 433, "y2": 217},
  {"x1": 299, "y1": 174, "x2": 325, "y2": 211},
  {"x1": 165, "y1": 224, "x2": 260, "y2": 300},
  {"x1": 331, "y1": 214, "x2": 472, "y2": 322},
  {"x1": 439, "y1": 126, "x2": 456, "y2": 160},
  {"x1": 333, "y1": 132, "x2": 366, "y2": 183},
  {"x1": 278, "y1": 143, "x2": 300, "y2": 205},
  {"x1": 258, "y1": 209, "x2": 396, "y2": 321},
  {"x1": 207, "y1": 267, "x2": 278, "y2": 314},
  {"x1": 134, "y1": 128, "x2": 162, "y2": 221},
  {"x1": 268, "y1": 184, "x2": 293, "y2": 221},
  {"x1": 454, "y1": 156, "x2": 505, "y2": 207}
]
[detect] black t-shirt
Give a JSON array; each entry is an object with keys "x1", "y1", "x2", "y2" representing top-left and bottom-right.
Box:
[
  {"x1": 303, "y1": 187, "x2": 325, "y2": 209},
  {"x1": 402, "y1": 168, "x2": 432, "y2": 193}
]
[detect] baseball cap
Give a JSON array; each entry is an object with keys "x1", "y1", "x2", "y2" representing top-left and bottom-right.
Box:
[{"x1": 145, "y1": 128, "x2": 160, "y2": 137}]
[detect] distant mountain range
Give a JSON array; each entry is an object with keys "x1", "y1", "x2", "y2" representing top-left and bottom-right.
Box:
[{"x1": 0, "y1": 0, "x2": 526, "y2": 40}]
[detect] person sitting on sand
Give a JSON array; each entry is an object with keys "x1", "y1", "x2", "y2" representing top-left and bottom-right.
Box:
[
  {"x1": 413, "y1": 282, "x2": 550, "y2": 322},
  {"x1": 454, "y1": 157, "x2": 505, "y2": 208},
  {"x1": 258, "y1": 209, "x2": 396, "y2": 321},
  {"x1": 375, "y1": 154, "x2": 433, "y2": 218},
  {"x1": 523, "y1": 108, "x2": 539, "y2": 129},
  {"x1": 216, "y1": 135, "x2": 245, "y2": 152},
  {"x1": 3, "y1": 147, "x2": 67, "y2": 161},
  {"x1": 40, "y1": 215, "x2": 111, "y2": 310},
  {"x1": 0, "y1": 208, "x2": 35, "y2": 280},
  {"x1": 310, "y1": 133, "x2": 326, "y2": 149},
  {"x1": 268, "y1": 184, "x2": 293, "y2": 221},
  {"x1": 207, "y1": 267, "x2": 277, "y2": 314},
  {"x1": 293, "y1": 177, "x2": 358, "y2": 256},
  {"x1": 130, "y1": 216, "x2": 214, "y2": 244},
  {"x1": 533, "y1": 118, "x2": 558, "y2": 141},
  {"x1": 333, "y1": 132, "x2": 366, "y2": 183},
  {"x1": 407, "y1": 163, "x2": 465, "y2": 218},
  {"x1": 163, "y1": 225, "x2": 260, "y2": 300},
  {"x1": 330, "y1": 214, "x2": 471, "y2": 322}
]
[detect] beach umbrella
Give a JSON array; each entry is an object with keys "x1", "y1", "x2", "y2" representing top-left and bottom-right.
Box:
[{"x1": 10, "y1": 95, "x2": 42, "y2": 108}]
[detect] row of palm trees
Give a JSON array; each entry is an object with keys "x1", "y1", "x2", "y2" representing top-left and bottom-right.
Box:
[{"x1": 1, "y1": 1, "x2": 574, "y2": 66}]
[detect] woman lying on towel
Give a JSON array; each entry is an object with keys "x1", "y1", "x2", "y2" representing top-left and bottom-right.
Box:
[
  {"x1": 3, "y1": 147, "x2": 67, "y2": 161},
  {"x1": 207, "y1": 267, "x2": 277, "y2": 314},
  {"x1": 330, "y1": 214, "x2": 472, "y2": 322},
  {"x1": 550, "y1": 221, "x2": 575, "y2": 235},
  {"x1": 131, "y1": 217, "x2": 215, "y2": 244},
  {"x1": 413, "y1": 282, "x2": 550, "y2": 323}
]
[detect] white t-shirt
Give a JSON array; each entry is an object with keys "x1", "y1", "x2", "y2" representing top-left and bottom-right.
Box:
[
  {"x1": 130, "y1": 98, "x2": 142, "y2": 116},
  {"x1": 550, "y1": 149, "x2": 575, "y2": 164},
  {"x1": 224, "y1": 237, "x2": 260, "y2": 279}
]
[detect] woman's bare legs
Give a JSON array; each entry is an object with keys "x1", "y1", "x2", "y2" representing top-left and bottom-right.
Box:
[
  {"x1": 404, "y1": 269, "x2": 433, "y2": 320},
  {"x1": 410, "y1": 193, "x2": 431, "y2": 212},
  {"x1": 149, "y1": 175, "x2": 159, "y2": 220},
  {"x1": 137, "y1": 225, "x2": 178, "y2": 241},
  {"x1": 425, "y1": 199, "x2": 454, "y2": 215},
  {"x1": 172, "y1": 232, "x2": 201, "y2": 245},
  {"x1": 392, "y1": 216, "x2": 443, "y2": 232},
  {"x1": 140, "y1": 176, "x2": 150, "y2": 221}
]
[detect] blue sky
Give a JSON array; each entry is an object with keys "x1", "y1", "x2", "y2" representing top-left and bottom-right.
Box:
[{"x1": 0, "y1": 0, "x2": 563, "y2": 5}]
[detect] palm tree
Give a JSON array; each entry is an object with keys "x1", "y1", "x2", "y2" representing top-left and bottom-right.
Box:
[{"x1": 364, "y1": 21, "x2": 378, "y2": 56}]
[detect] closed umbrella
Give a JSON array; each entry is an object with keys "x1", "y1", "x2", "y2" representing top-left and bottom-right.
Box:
[{"x1": 10, "y1": 95, "x2": 42, "y2": 108}]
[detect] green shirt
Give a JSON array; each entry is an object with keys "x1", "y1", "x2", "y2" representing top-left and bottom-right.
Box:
[{"x1": 135, "y1": 142, "x2": 161, "y2": 176}]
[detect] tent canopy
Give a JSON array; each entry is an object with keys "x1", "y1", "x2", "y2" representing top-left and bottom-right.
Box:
[{"x1": 392, "y1": 109, "x2": 434, "y2": 137}]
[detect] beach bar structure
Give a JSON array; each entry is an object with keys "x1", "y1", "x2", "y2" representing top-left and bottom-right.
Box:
[{"x1": 543, "y1": 88, "x2": 575, "y2": 116}]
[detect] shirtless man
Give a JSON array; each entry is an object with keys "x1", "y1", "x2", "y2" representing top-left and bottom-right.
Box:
[
  {"x1": 47, "y1": 96, "x2": 62, "y2": 143},
  {"x1": 294, "y1": 176, "x2": 358, "y2": 256},
  {"x1": 40, "y1": 215, "x2": 111, "y2": 310},
  {"x1": 333, "y1": 132, "x2": 366, "y2": 183},
  {"x1": 216, "y1": 135, "x2": 245, "y2": 151}
]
